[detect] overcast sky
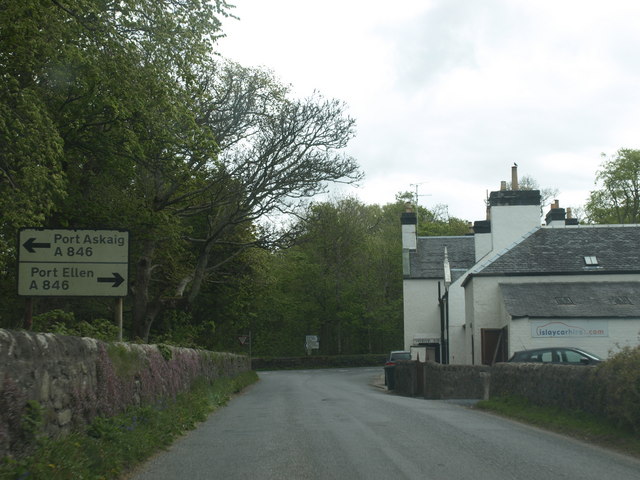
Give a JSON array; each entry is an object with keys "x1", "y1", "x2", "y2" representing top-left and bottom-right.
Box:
[{"x1": 217, "y1": 0, "x2": 640, "y2": 222}]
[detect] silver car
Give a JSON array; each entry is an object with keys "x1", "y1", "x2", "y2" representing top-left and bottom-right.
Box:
[{"x1": 508, "y1": 347, "x2": 602, "y2": 365}]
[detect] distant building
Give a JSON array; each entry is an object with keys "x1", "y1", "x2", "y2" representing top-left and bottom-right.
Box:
[{"x1": 402, "y1": 166, "x2": 640, "y2": 364}]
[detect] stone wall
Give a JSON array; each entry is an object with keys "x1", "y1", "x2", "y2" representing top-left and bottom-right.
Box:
[
  {"x1": 0, "y1": 329, "x2": 250, "y2": 458},
  {"x1": 393, "y1": 361, "x2": 603, "y2": 414},
  {"x1": 422, "y1": 363, "x2": 491, "y2": 400},
  {"x1": 394, "y1": 360, "x2": 419, "y2": 395},
  {"x1": 489, "y1": 362, "x2": 602, "y2": 416}
]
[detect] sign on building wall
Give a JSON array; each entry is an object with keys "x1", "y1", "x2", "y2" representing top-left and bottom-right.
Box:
[
  {"x1": 18, "y1": 228, "x2": 129, "y2": 297},
  {"x1": 531, "y1": 320, "x2": 608, "y2": 338}
]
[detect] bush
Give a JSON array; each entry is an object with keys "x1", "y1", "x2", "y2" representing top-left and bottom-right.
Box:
[
  {"x1": 595, "y1": 345, "x2": 640, "y2": 433},
  {"x1": 33, "y1": 310, "x2": 120, "y2": 341}
]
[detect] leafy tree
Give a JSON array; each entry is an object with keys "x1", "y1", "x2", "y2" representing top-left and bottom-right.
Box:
[
  {"x1": 128, "y1": 67, "x2": 362, "y2": 341},
  {"x1": 247, "y1": 198, "x2": 407, "y2": 356},
  {"x1": 0, "y1": 1, "x2": 69, "y2": 270},
  {"x1": 585, "y1": 149, "x2": 640, "y2": 224},
  {"x1": 0, "y1": 0, "x2": 362, "y2": 342},
  {"x1": 396, "y1": 192, "x2": 470, "y2": 236},
  {"x1": 0, "y1": 0, "x2": 235, "y2": 329},
  {"x1": 184, "y1": 195, "x2": 470, "y2": 356}
]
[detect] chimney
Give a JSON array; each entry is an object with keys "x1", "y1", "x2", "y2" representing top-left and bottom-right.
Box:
[
  {"x1": 401, "y1": 205, "x2": 417, "y2": 276},
  {"x1": 565, "y1": 207, "x2": 579, "y2": 225},
  {"x1": 545, "y1": 199, "x2": 566, "y2": 227},
  {"x1": 472, "y1": 165, "x2": 541, "y2": 262},
  {"x1": 482, "y1": 165, "x2": 541, "y2": 255},
  {"x1": 473, "y1": 220, "x2": 492, "y2": 261}
]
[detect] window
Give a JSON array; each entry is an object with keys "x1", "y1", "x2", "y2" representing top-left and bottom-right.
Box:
[
  {"x1": 611, "y1": 296, "x2": 632, "y2": 305},
  {"x1": 539, "y1": 351, "x2": 554, "y2": 363},
  {"x1": 584, "y1": 256, "x2": 599, "y2": 266},
  {"x1": 555, "y1": 296, "x2": 574, "y2": 305},
  {"x1": 561, "y1": 349, "x2": 587, "y2": 364}
]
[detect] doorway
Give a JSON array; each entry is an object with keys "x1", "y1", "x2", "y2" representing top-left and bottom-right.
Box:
[{"x1": 481, "y1": 327, "x2": 508, "y2": 365}]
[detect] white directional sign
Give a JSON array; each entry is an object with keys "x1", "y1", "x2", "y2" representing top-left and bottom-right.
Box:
[
  {"x1": 305, "y1": 335, "x2": 319, "y2": 350},
  {"x1": 18, "y1": 228, "x2": 129, "y2": 297}
]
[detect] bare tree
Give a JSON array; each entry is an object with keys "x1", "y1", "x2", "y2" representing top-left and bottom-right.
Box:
[{"x1": 132, "y1": 62, "x2": 362, "y2": 340}]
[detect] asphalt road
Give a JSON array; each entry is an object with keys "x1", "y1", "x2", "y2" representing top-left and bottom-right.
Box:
[{"x1": 128, "y1": 367, "x2": 640, "y2": 480}]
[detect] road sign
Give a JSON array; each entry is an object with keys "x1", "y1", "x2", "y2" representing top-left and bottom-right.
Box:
[
  {"x1": 18, "y1": 228, "x2": 129, "y2": 297},
  {"x1": 305, "y1": 335, "x2": 319, "y2": 350}
]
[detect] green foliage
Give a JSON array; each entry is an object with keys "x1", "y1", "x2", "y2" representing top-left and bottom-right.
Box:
[
  {"x1": 396, "y1": 192, "x2": 470, "y2": 237},
  {"x1": 19, "y1": 400, "x2": 45, "y2": 453},
  {"x1": 32, "y1": 310, "x2": 75, "y2": 329},
  {"x1": 149, "y1": 309, "x2": 213, "y2": 349},
  {"x1": 585, "y1": 149, "x2": 640, "y2": 224},
  {"x1": 244, "y1": 198, "x2": 406, "y2": 356},
  {"x1": 156, "y1": 344, "x2": 173, "y2": 362},
  {"x1": 594, "y1": 345, "x2": 640, "y2": 432},
  {"x1": 1, "y1": 0, "x2": 364, "y2": 346},
  {"x1": 416, "y1": 204, "x2": 470, "y2": 236},
  {"x1": 105, "y1": 344, "x2": 145, "y2": 378},
  {"x1": 33, "y1": 310, "x2": 119, "y2": 342},
  {"x1": 0, "y1": 372, "x2": 258, "y2": 480},
  {"x1": 221, "y1": 195, "x2": 474, "y2": 358}
]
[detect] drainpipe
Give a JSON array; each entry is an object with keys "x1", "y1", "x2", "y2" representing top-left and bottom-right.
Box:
[{"x1": 438, "y1": 282, "x2": 450, "y2": 364}]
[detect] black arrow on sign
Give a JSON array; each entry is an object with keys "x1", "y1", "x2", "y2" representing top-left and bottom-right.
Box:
[
  {"x1": 23, "y1": 237, "x2": 51, "y2": 253},
  {"x1": 97, "y1": 272, "x2": 125, "y2": 288}
]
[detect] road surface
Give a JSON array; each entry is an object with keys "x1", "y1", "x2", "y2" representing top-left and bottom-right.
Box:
[{"x1": 129, "y1": 367, "x2": 640, "y2": 480}]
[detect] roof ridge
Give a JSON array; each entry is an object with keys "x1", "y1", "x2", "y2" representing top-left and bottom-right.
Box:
[{"x1": 554, "y1": 223, "x2": 640, "y2": 229}]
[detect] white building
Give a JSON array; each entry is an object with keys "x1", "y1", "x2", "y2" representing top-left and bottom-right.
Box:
[{"x1": 402, "y1": 167, "x2": 640, "y2": 364}]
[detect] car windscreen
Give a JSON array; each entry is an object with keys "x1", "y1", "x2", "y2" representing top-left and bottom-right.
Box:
[{"x1": 392, "y1": 353, "x2": 411, "y2": 361}]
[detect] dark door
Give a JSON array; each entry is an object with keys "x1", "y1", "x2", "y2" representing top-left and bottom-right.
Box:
[{"x1": 481, "y1": 327, "x2": 508, "y2": 365}]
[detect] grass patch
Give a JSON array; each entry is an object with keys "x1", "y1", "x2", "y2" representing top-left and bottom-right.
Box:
[
  {"x1": 0, "y1": 371, "x2": 258, "y2": 480},
  {"x1": 476, "y1": 396, "x2": 640, "y2": 458}
]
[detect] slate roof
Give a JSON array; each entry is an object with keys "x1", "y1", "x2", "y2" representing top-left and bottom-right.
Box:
[
  {"x1": 500, "y1": 282, "x2": 640, "y2": 318},
  {"x1": 476, "y1": 225, "x2": 640, "y2": 276},
  {"x1": 408, "y1": 236, "x2": 476, "y2": 279}
]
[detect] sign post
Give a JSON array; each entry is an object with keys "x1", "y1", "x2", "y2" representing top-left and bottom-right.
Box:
[
  {"x1": 18, "y1": 228, "x2": 129, "y2": 297},
  {"x1": 18, "y1": 228, "x2": 129, "y2": 336},
  {"x1": 305, "y1": 335, "x2": 319, "y2": 355},
  {"x1": 239, "y1": 332, "x2": 252, "y2": 358}
]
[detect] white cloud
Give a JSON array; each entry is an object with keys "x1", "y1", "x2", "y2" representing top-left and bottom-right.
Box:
[{"x1": 218, "y1": 0, "x2": 640, "y2": 222}]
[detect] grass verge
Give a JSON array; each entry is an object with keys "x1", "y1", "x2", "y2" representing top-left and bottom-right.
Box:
[
  {"x1": 0, "y1": 371, "x2": 258, "y2": 480},
  {"x1": 476, "y1": 396, "x2": 640, "y2": 458}
]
